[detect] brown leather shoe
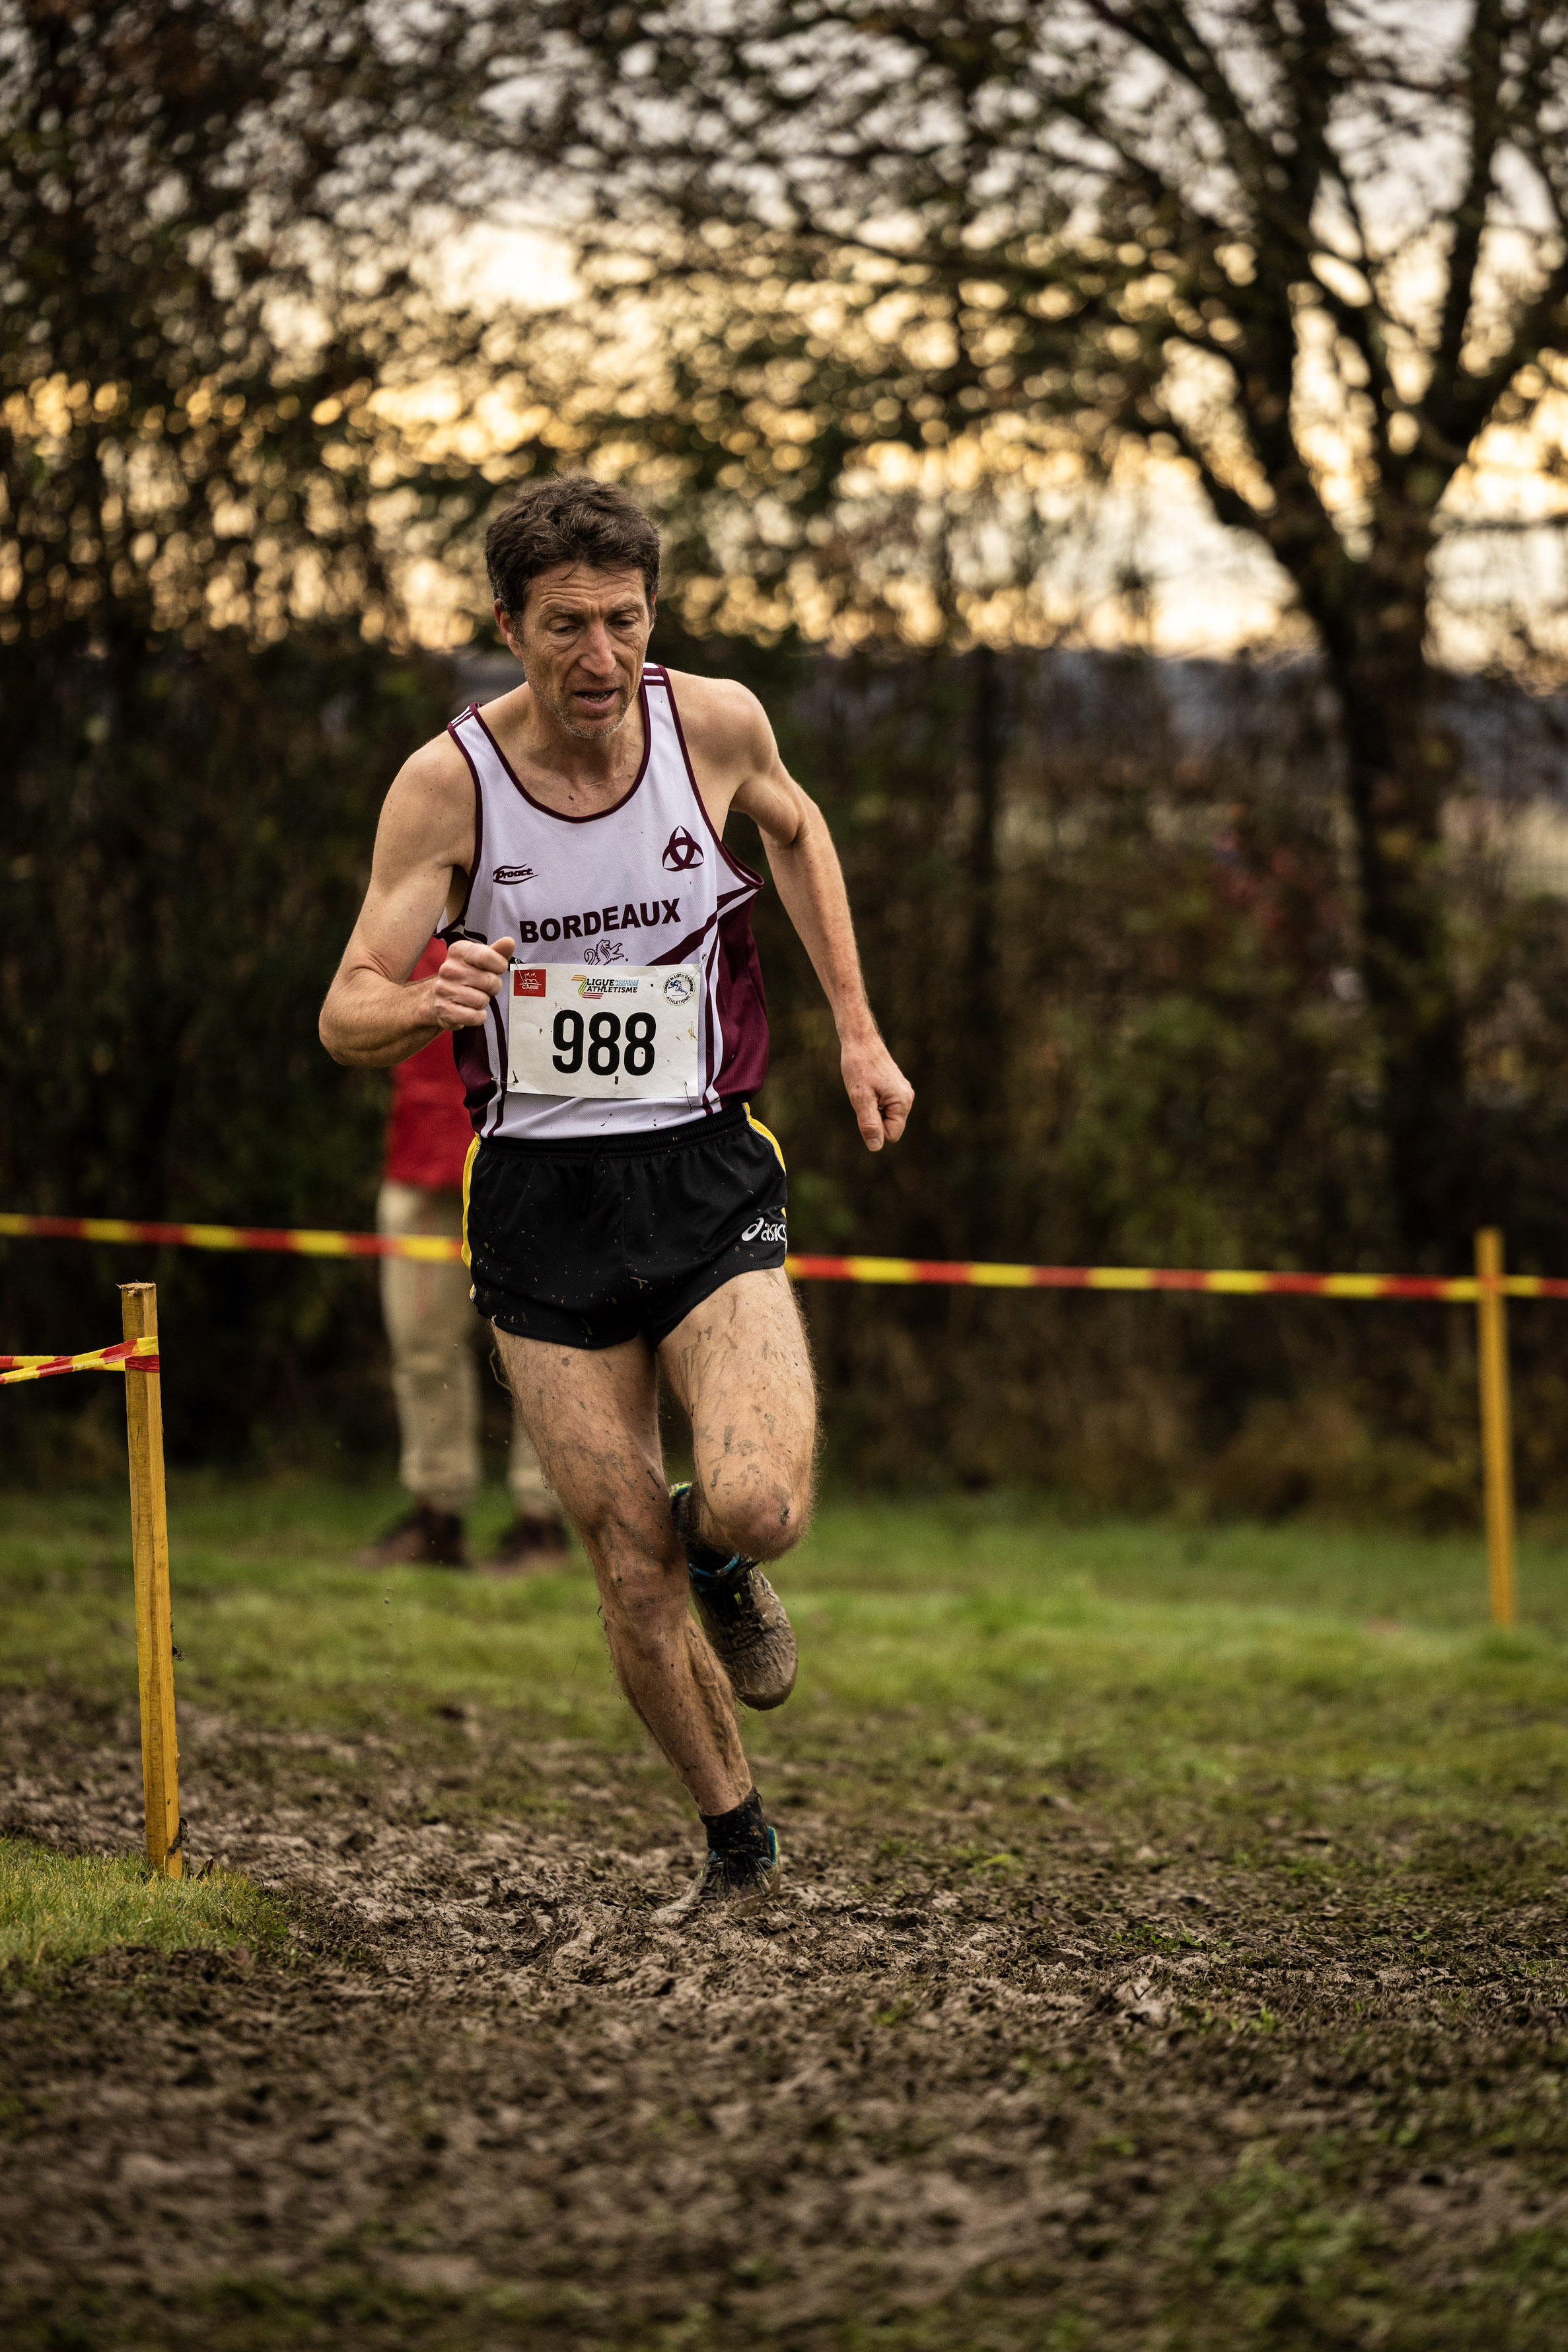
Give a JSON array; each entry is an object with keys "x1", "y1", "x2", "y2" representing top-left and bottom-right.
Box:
[
  {"x1": 478, "y1": 1512, "x2": 573, "y2": 1575},
  {"x1": 353, "y1": 1505, "x2": 469, "y2": 1570}
]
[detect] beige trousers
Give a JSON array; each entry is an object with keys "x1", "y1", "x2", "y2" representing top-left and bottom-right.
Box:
[{"x1": 377, "y1": 1179, "x2": 550, "y2": 1516}]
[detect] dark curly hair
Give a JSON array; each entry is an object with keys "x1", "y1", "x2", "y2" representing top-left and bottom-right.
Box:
[{"x1": 485, "y1": 476, "x2": 660, "y2": 619}]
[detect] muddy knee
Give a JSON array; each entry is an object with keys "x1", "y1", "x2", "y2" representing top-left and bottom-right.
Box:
[{"x1": 706, "y1": 1478, "x2": 810, "y2": 1564}]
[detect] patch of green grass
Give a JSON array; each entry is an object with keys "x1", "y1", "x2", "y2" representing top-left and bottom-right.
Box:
[
  {"x1": 5, "y1": 1478, "x2": 1568, "y2": 1853},
  {"x1": 0, "y1": 1837, "x2": 289, "y2": 1971}
]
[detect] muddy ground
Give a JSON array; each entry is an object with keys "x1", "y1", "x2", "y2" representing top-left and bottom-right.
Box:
[{"x1": 4, "y1": 1690, "x2": 1568, "y2": 2351}]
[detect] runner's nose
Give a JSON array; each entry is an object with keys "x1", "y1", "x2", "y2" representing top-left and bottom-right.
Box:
[{"x1": 573, "y1": 622, "x2": 620, "y2": 678}]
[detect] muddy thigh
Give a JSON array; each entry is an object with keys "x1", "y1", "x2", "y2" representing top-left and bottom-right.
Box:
[
  {"x1": 658, "y1": 1267, "x2": 817, "y2": 1561},
  {"x1": 490, "y1": 1326, "x2": 669, "y2": 1548}
]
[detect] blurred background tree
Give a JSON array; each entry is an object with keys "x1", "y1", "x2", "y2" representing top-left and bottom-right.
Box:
[
  {"x1": 0, "y1": 0, "x2": 478, "y2": 1464},
  {"x1": 7, "y1": 0, "x2": 1568, "y2": 1520},
  {"x1": 466, "y1": 0, "x2": 1568, "y2": 1261}
]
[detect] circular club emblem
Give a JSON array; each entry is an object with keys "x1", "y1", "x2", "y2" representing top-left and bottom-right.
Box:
[
  {"x1": 661, "y1": 826, "x2": 705, "y2": 871},
  {"x1": 662, "y1": 972, "x2": 696, "y2": 1005}
]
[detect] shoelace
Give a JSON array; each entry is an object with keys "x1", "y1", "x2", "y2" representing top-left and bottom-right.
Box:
[
  {"x1": 687, "y1": 1550, "x2": 750, "y2": 1593},
  {"x1": 672, "y1": 1485, "x2": 752, "y2": 1588}
]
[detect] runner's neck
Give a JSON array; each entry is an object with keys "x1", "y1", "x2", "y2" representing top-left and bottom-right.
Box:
[{"x1": 483, "y1": 678, "x2": 649, "y2": 817}]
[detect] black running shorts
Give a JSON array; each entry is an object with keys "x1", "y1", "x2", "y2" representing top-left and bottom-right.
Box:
[{"x1": 464, "y1": 1100, "x2": 789, "y2": 1351}]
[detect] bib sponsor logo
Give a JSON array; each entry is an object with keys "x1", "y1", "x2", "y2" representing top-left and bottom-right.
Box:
[
  {"x1": 662, "y1": 826, "x2": 704, "y2": 872},
  {"x1": 493, "y1": 864, "x2": 536, "y2": 884},
  {"x1": 512, "y1": 968, "x2": 546, "y2": 997},
  {"x1": 662, "y1": 972, "x2": 695, "y2": 1005},
  {"x1": 573, "y1": 974, "x2": 639, "y2": 997},
  {"x1": 515, "y1": 896, "x2": 680, "y2": 946},
  {"x1": 742, "y1": 1213, "x2": 787, "y2": 1244}
]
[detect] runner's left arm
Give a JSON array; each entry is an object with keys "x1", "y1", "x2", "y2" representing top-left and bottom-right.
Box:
[{"x1": 724, "y1": 704, "x2": 913, "y2": 1153}]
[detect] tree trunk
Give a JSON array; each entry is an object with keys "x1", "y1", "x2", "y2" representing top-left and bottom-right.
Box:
[
  {"x1": 1327, "y1": 531, "x2": 1468, "y2": 1265},
  {"x1": 964, "y1": 643, "x2": 1007, "y2": 1226}
]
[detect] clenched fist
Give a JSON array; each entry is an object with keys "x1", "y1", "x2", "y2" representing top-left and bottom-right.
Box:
[
  {"x1": 841, "y1": 1032, "x2": 914, "y2": 1151},
  {"x1": 431, "y1": 935, "x2": 517, "y2": 1030}
]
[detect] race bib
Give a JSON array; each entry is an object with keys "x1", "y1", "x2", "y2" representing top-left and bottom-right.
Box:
[{"x1": 506, "y1": 964, "x2": 703, "y2": 1101}]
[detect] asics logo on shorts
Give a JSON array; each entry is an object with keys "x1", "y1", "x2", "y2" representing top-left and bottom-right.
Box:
[
  {"x1": 662, "y1": 826, "x2": 705, "y2": 871},
  {"x1": 742, "y1": 1214, "x2": 787, "y2": 1244}
]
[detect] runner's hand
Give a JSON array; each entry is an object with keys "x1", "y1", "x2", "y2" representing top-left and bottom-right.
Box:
[
  {"x1": 842, "y1": 1035, "x2": 913, "y2": 1151},
  {"x1": 432, "y1": 936, "x2": 516, "y2": 1030}
]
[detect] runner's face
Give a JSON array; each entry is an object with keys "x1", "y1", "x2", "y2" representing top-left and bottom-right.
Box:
[{"x1": 500, "y1": 565, "x2": 653, "y2": 742}]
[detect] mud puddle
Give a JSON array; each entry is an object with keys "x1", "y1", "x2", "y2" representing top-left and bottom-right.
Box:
[{"x1": 4, "y1": 1701, "x2": 1567, "y2": 2347}]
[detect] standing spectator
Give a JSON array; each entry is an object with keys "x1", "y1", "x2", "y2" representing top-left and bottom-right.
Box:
[{"x1": 356, "y1": 938, "x2": 570, "y2": 1571}]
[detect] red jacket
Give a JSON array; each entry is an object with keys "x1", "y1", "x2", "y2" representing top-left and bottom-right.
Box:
[{"x1": 384, "y1": 939, "x2": 474, "y2": 1190}]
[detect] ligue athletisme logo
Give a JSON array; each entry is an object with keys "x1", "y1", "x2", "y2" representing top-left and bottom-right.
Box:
[
  {"x1": 574, "y1": 974, "x2": 639, "y2": 997},
  {"x1": 662, "y1": 826, "x2": 704, "y2": 872}
]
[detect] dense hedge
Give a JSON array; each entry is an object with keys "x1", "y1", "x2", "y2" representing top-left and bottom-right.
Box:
[
  {"x1": 7, "y1": 625, "x2": 1568, "y2": 1517},
  {"x1": 0, "y1": 629, "x2": 450, "y2": 1476}
]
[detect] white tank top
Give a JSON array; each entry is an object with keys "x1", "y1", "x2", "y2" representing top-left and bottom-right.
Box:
[{"x1": 443, "y1": 663, "x2": 771, "y2": 1143}]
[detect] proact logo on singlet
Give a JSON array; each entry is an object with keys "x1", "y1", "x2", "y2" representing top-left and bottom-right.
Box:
[{"x1": 492, "y1": 865, "x2": 535, "y2": 884}]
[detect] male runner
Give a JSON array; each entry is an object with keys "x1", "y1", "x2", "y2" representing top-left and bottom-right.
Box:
[{"x1": 320, "y1": 476, "x2": 912, "y2": 1921}]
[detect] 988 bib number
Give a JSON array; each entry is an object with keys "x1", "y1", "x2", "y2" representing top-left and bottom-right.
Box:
[
  {"x1": 550, "y1": 1007, "x2": 658, "y2": 1079},
  {"x1": 507, "y1": 964, "x2": 702, "y2": 1102}
]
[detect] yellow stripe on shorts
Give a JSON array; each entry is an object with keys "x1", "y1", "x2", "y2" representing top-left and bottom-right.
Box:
[
  {"x1": 743, "y1": 1103, "x2": 786, "y2": 1176},
  {"x1": 460, "y1": 1132, "x2": 480, "y2": 1271}
]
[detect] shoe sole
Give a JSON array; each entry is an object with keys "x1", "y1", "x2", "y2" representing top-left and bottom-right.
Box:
[
  {"x1": 651, "y1": 1853, "x2": 781, "y2": 1927},
  {"x1": 672, "y1": 1489, "x2": 799, "y2": 1711},
  {"x1": 691, "y1": 1596, "x2": 799, "y2": 1710}
]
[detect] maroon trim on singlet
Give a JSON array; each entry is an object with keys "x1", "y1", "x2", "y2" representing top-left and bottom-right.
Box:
[
  {"x1": 442, "y1": 706, "x2": 484, "y2": 935},
  {"x1": 452, "y1": 1015, "x2": 499, "y2": 1134},
  {"x1": 470, "y1": 686, "x2": 652, "y2": 824},
  {"x1": 712, "y1": 894, "x2": 770, "y2": 1099},
  {"x1": 484, "y1": 997, "x2": 509, "y2": 1134},
  {"x1": 652, "y1": 881, "x2": 756, "y2": 970},
  {"x1": 653, "y1": 666, "x2": 766, "y2": 891},
  {"x1": 649, "y1": 885, "x2": 769, "y2": 1102}
]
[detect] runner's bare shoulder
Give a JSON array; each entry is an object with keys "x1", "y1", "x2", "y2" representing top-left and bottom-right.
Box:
[
  {"x1": 373, "y1": 729, "x2": 476, "y2": 873},
  {"x1": 660, "y1": 670, "x2": 775, "y2": 774}
]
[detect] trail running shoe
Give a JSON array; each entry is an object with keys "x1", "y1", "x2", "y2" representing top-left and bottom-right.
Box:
[
  {"x1": 671, "y1": 1485, "x2": 799, "y2": 1712},
  {"x1": 651, "y1": 1827, "x2": 781, "y2": 1926}
]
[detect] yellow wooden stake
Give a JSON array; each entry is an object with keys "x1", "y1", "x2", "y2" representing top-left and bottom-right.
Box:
[
  {"x1": 1474, "y1": 1229, "x2": 1518, "y2": 1630},
  {"x1": 120, "y1": 1283, "x2": 182, "y2": 1877}
]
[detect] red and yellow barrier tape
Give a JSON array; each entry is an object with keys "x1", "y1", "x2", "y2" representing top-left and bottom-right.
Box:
[
  {"x1": 0, "y1": 1334, "x2": 160, "y2": 1387},
  {"x1": 0, "y1": 1210, "x2": 1561, "y2": 1301},
  {"x1": 785, "y1": 1254, "x2": 1559, "y2": 1300}
]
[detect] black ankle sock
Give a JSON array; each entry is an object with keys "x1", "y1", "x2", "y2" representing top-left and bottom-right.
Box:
[
  {"x1": 673, "y1": 1487, "x2": 752, "y2": 1585},
  {"x1": 701, "y1": 1787, "x2": 769, "y2": 1857}
]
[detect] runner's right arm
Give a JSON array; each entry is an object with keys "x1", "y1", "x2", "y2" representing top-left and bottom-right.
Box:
[{"x1": 318, "y1": 737, "x2": 515, "y2": 1069}]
